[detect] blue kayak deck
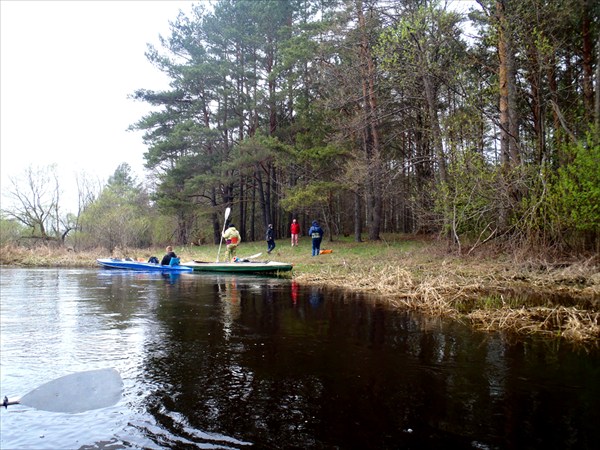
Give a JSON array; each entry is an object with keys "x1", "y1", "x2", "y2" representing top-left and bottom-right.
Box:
[{"x1": 96, "y1": 258, "x2": 193, "y2": 272}]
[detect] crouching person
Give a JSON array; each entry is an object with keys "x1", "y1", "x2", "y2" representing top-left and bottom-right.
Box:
[{"x1": 222, "y1": 224, "x2": 241, "y2": 262}]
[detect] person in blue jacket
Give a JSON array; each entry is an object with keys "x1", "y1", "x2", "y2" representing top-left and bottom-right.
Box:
[{"x1": 308, "y1": 220, "x2": 324, "y2": 256}]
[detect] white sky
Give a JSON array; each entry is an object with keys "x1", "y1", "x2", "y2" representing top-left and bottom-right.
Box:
[{"x1": 1, "y1": 0, "x2": 196, "y2": 212}]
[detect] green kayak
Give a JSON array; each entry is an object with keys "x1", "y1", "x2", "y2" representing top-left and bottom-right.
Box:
[{"x1": 182, "y1": 260, "x2": 293, "y2": 274}]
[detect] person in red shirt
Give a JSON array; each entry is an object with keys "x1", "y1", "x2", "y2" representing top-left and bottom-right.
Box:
[{"x1": 290, "y1": 219, "x2": 300, "y2": 246}]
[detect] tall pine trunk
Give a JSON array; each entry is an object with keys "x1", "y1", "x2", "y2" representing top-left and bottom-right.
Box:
[
  {"x1": 356, "y1": 0, "x2": 382, "y2": 241},
  {"x1": 496, "y1": 0, "x2": 521, "y2": 231}
]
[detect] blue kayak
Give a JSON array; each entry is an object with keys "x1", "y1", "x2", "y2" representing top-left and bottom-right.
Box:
[{"x1": 96, "y1": 258, "x2": 193, "y2": 273}]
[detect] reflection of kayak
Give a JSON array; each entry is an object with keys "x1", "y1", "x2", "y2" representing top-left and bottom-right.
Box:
[
  {"x1": 96, "y1": 258, "x2": 193, "y2": 272},
  {"x1": 182, "y1": 260, "x2": 293, "y2": 274}
]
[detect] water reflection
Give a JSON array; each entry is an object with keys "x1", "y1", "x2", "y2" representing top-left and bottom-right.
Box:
[
  {"x1": 218, "y1": 278, "x2": 242, "y2": 341},
  {"x1": 1, "y1": 268, "x2": 599, "y2": 450}
]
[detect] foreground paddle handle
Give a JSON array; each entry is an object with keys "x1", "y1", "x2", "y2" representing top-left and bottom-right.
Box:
[{"x1": 3, "y1": 396, "x2": 19, "y2": 407}]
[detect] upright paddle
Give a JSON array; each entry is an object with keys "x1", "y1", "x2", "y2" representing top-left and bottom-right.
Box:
[
  {"x1": 3, "y1": 368, "x2": 123, "y2": 413},
  {"x1": 216, "y1": 207, "x2": 231, "y2": 263}
]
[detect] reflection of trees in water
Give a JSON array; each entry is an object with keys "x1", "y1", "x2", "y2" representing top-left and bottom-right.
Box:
[{"x1": 128, "y1": 276, "x2": 599, "y2": 449}]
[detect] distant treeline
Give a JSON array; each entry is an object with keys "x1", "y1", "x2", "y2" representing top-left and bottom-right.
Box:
[{"x1": 84, "y1": 1, "x2": 600, "y2": 252}]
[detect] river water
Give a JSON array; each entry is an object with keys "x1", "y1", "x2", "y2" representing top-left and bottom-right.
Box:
[{"x1": 0, "y1": 267, "x2": 598, "y2": 449}]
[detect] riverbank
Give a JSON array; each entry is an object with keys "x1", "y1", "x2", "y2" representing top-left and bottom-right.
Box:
[{"x1": 2, "y1": 236, "x2": 598, "y2": 345}]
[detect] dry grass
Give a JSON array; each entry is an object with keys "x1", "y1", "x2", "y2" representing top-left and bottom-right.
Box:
[
  {"x1": 0, "y1": 244, "x2": 103, "y2": 267},
  {"x1": 468, "y1": 306, "x2": 599, "y2": 342},
  {"x1": 1, "y1": 237, "x2": 598, "y2": 346}
]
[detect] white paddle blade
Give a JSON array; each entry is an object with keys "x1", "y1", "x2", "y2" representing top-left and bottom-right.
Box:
[
  {"x1": 19, "y1": 368, "x2": 123, "y2": 413},
  {"x1": 217, "y1": 207, "x2": 232, "y2": 263}
]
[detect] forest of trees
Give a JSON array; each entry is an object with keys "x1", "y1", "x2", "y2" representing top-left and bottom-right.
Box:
[{"x1": 2, "y1": 0, "x2": 599, "y2": 254}]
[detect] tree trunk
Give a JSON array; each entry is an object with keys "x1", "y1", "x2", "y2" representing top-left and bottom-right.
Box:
[
  {"x1": 354, "y1": 189, "x2": 363, "y2": 242},
  {"x1": 497, "y1": 0, "x2": 511, "y2": 169},
  {"x1": 581, "y1": 0, "x2": 594, "y2": 125},
  {"x1": 422, "y1": 74, "x2": 447, "y2": 185},
  {"x1": 256, "y1": 168, "x2": 269, "y2": 228},
  {"x1": 595, "y1": 32, "x2": 600, "y2": 136},
  {"x1": 496, "y1": 0, "x2": 521, "y2": 229},
  {"x1": 251, "y1": 177, "x2": 257, "y2": 241},
  {"x1": 526, "y1": 44, "x2": 544, "y2": 164},
  {"x1": 356, "y1": 0, "x2": 382, "y2": 241},
  {"x1": 547, "y1": 54, "x2": 562, "y2": 165},
  {"x1": 212, "y1": 211, "x2": 220, "y2": 245}
]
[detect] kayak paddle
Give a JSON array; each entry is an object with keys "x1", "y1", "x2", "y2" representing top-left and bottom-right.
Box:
[
  {"x1": 3, "y1": 368, "x2": 123, "y2": 413},
  {"x1": 216, "y1": 207, "x2": 231, "y2": 262}
]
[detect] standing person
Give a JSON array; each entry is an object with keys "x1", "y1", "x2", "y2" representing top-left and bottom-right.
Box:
[
  {"x1": 290, "y1": 218, "x2": 300, "y2": 246},
  {"x1": 266, "y1": 224, "x2": 276, "y2": 254},
  {"x1": 160, "y1": 246, "x2": 177, "y2": 266},
  {"x1": 222, "y1": 224, "x2": 241, "y2": 262},
  {"x1": 308, "y1": 220, "x2": 324, "y2": 256}
]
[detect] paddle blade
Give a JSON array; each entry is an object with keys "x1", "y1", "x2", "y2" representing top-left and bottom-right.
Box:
[
  {"x1": 217, "y1": 207, "x2": 232, "y2": 263},
  {"x1": 19, "y1": 368, "x2": 123, "y2": 413}
]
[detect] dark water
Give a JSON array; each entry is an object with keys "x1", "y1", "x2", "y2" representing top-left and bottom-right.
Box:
[{"x1": 1, "y1": 268, "x2": 598, "y2": 449}]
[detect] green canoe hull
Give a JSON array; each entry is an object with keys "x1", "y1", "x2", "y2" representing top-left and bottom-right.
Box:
[{"x1": 182, "y1": 260, "x2": 293, "y2": 274}]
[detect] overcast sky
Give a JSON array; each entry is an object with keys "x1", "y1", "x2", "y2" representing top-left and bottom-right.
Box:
[{"x1": 1, "y1": 0, "x2": 196, "y2": 211}]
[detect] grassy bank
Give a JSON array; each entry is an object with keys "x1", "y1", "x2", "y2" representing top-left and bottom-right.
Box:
[{"x1": 2, "y1": 235, "x2": 598, "y2": 345}]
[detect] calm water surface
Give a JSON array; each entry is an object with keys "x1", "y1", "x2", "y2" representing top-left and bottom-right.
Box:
[{"x1": 1, "y1": 267, "x2": 598, "y2": 449}]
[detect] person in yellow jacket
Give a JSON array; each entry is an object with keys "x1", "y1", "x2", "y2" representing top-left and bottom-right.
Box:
[{"x1": 222, "y1": 224, "x2": 241, "y2": 262}]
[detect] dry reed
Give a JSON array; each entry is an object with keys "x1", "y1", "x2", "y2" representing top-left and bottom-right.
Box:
[{"x1": 468, "y1": 306, "x2": 599, "y2": 342}]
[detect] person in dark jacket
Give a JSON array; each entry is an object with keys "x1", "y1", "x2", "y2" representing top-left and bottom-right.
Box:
[
  {"x1": 160, "y1": 246, "x2": 177, "y2": 265},
  {"x1": 307, "y1": 220, "x2": 324, "y2": 256},
  {"x1": 266, "y1": 224, "x2": 276, "y2": 254}
]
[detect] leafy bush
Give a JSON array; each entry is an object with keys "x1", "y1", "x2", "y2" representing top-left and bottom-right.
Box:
[
  {"x1": 554, "y1": 138, "x2": 600, "y2": 233},
  {"x1": 0, "y1": 217, "x2": 25, "y2": 246},
  {"x1": 521, "y1": 135, "x2": 599, "y2": 252}
]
